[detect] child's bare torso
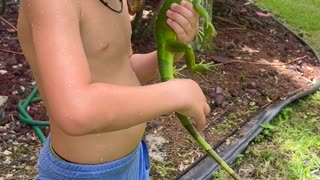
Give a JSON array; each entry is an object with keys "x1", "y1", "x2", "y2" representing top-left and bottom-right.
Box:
[{"x1": 18, "y1": 0, "x2": 146, "y2": 164}]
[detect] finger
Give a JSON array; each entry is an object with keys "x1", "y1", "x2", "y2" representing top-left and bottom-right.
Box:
[
  {"x1": 195, "y1": 114, "x2": 206, "y2": 131},
  {"x1": 170, "y1": 3, "x2": 198, "y2": 29},
  {"x1": 166, "y1": 9, "x2": 193, "y2": 34},
  {"x1": 167, "y1": 19, "x2": 188, "y2": 42},
  {"x1": 180, "y1": 0, "x2": 199, "y2": 18},
  {"x1": 204, "y1": 103, "x2": 211, "y2": 115}
]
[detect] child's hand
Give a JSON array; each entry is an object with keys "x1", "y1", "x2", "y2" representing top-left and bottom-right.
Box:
[
  {"x1": 168, "y1": 79, "x2": 210, "y2": 131},
  {"x1": 166, "y1": 0, "x2": 199, "y2": 43}
]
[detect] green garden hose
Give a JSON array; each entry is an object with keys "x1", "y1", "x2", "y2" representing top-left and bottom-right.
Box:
[{"x1": 17, "y1": 87, "x2": 49, "y2": 143}]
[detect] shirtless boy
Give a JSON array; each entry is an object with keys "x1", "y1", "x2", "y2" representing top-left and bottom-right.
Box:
[{"x1": 17, "y1": 0, "x2": 210, "y2": 179}]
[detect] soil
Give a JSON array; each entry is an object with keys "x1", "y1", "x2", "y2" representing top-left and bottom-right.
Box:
[{"x1": 0, "y1": 0, "x2": 319, "y2": 179}]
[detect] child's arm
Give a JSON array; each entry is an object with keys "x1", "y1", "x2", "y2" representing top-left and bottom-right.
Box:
[
  {"x1": 23, "y1": 0, "x2": 209, "y2": 136},
  {"x1": 129, "y1": 1, "x2": 199, "y2": 84}
]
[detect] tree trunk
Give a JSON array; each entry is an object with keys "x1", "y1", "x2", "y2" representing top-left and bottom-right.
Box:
[{"x1": 204, "y1": 0, "x2": 213, "y2": 20}]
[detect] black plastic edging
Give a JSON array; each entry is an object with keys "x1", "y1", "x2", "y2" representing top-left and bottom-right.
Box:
[{"x1": 176, "y1": 14, "x2": 320, "y2": 180}]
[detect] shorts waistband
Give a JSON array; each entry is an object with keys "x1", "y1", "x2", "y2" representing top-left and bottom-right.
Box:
[{"x1": 37, "y1": 135, "x2": 145, "y2": 179}]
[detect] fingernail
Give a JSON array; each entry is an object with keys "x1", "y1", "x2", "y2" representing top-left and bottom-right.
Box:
[
  {"x1": 170, "y1": 3, "x2": 178, "y2": 8},
  {"x1": 166, "y1": 10, "x2": 173, "y2": 16}
]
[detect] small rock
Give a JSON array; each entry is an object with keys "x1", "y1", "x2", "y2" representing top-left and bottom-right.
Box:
[
  {"x1": 0, "y1": 70, "x2": 8, "y2": 75},
  {"x1": 30, "y1": 156, "x2": 37, "y2": 161},
  {"x1": 297, "y1": 66, "x2": 304, "y2": 73},
  {"x1": 5, "y1": 174, "x2": 13, "y2": 178},
  {"x1": 12, "y1": 90, "x2": 18, "y2": 95},
  {"x1": 286, "y1": 64, "x2": 297, "y2": 70},
  {"x1": 6, "y1": 56, "x2": 17, "y2": 66},
  {"x1": 3, "y1": 150, "x2": 12, "y2": 155},
  {"x1": 147, "y1": 121, "x2": 162, "y2": 129},
  {"x1": 20, "y1": 86, "x2": 26, "y2": 92},
  {"x1": 14, "y1": 124, "x2": 21, "y2": 132},
  {"x1": 216, "y1": 86, "x2": 224, "y2": 94},
  {"x1": 246, "y1": 82, "x2": 256, "y2": 89},
  {"x1": 145, "y1": 134, "x2": 167, "y2": 162},
  {"x1": 12, "y1": 141, "x2": 19, "y2": 145},
  {"x1": 259, "y1": 68, "x2": 266, "y2": 73},
  {"x1": 7, "y1": 28, "x2": 16, "y2": 33},
  {"x1": 215, "y1": 94, "x2": 224, "y2": 107},
  {"x1": 4, "y1": 156, "x2": 11, "y2": 164},
  {"x1": 0, "y1": 53, "x2": 8, "y2": 61},
  {"x1": 268, "y1": 70, "x2": 278, "y2": 77},
  {"x1": 247, "y1": 89, "x2": 257, "y2": 95},
  {"x1": 0, "y1": 96, "x2": 8, "y2": 121},
  {"x1": 1, "y1": 134, "x2": 11, "y2": 141},
  {"x1": 225, "y1": 139, "x2": 231, "y2": 145}
]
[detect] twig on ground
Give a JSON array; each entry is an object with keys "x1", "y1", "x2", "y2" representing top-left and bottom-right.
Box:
[
  {"x1": 0, "y1": 48, "x2": 23, "y2": 55},
  {"x1": 0, "y1": 15, "x2": 17, "y2": 31},
  {"x1": 260, "y1": 102, "x2": 272, "y2": 109}
]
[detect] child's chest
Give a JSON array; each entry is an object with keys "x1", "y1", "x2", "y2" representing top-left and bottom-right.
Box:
[{"x1": 79, "y1": 0, "x2": 132, "y2": 59}]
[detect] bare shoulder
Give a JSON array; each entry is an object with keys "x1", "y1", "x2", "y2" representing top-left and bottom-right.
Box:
[{"x1": 20, "y1": 0, "x2": 81, "y2": 22}]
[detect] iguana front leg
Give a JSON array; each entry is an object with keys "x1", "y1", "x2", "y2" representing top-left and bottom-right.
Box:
[{"x1": 166, "y1": 39, "x2": 213, "y2": 73}]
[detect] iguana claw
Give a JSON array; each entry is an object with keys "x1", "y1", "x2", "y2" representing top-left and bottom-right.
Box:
[
  {"x1": 173, "y1": 65, "x2": 187, "y2": 78},
  {"x1": 192, "y1": 60, "x2": 214, "y2": 73}
]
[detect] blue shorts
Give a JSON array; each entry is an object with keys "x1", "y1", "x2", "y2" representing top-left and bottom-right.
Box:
[{"x1": 36, "y1": 136, "x2": 150, "y2": 180}]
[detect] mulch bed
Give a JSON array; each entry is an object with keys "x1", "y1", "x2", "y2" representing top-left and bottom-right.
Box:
[{"x1": 0, "y1": 0, "x2": 319, "y2": 179}]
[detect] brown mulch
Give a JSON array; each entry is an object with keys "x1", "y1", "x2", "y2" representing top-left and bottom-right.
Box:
[{"x1": 0, "y1": 0, "x2": 319, "y2": 179}]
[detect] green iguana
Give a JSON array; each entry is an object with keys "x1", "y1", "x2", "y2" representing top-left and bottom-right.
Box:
[
  {"x1": 154, "y1": 1, "x2": 240, "y2": 179},
  {"x1": 128, "y1": 0, "x2": 240, "y2": 179}
]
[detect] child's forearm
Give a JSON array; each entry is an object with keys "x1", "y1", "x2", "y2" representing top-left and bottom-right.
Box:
[
  {"x1": 129, "y1": 51, "x2": 158, "y2": 84},
  {"x1": 51, "y1": 81, "x2": 185, "y2": 136}
]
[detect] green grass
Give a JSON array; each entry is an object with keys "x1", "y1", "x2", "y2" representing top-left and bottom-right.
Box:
[
  {"x1": 214, "y1": 92, "x2": 320, "y2": 179},
  {"x1": 253, "y1": 0, "x2": 320, "y2": 52},
  {"x1": 214, "y1": 0, "x2": 320, "y2": 179}
]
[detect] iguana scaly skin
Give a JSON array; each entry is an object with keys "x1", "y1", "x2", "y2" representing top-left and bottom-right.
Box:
[
  {"x1": 155, "y1": 0, "x2": 241, "y2": 179},
  {"x1": 156, "y1": 0, "x2": 216, "y2": 81}
]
